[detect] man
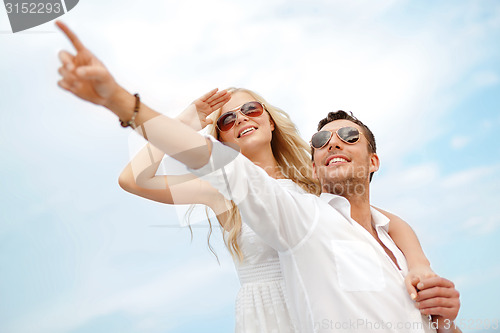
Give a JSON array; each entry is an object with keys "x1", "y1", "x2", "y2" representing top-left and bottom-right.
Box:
[
  {"x1": 309, "y1": 111, "x2": 461, "y2": 332},
  {"x1": 187, "y1": 110, "x2": 460, "y2": 332}
]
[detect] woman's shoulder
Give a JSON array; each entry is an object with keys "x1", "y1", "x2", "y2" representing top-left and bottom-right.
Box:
[{"x1": 276, "y1": 178, "x2": 310, "y2": 195}]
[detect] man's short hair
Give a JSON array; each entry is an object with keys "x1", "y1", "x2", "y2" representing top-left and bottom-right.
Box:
[{"x1": 313, "y1": 110, "x2": 377, "y2": 182}]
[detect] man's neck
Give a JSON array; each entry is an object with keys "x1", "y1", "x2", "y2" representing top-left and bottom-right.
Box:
[
  {"x1": 323, "y1": 178, "x2": 373, "y2": 232},
  {"x1": 334, "y1": 181, "x2": 373, "y2": 234},
  {"x1": 347, "y1": 194, "x2": 373, "y2": 233}
]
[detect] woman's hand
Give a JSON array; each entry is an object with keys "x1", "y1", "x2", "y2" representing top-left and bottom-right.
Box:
[
  {"x1": 405, "y1": 264, "x2": 437, "y2": 300},
  {"x1": 56, "y1": 21, "x2": 119, "y2": 107},
  {"x1": 177, "y1": 88, "x2": 231, "y2": 130}
]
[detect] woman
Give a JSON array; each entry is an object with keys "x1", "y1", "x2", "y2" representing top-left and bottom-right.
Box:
[{"x1": 56, "y1": 22, "x2": 440, "y2": 333}]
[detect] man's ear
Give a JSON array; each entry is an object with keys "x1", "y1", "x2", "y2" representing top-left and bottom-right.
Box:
[
  {"x1": 312, "y1": 161, "x2": 318, "y2": 179},
  {"x1": 369, "y1": 153, "x2": 380, "y2": 174}
]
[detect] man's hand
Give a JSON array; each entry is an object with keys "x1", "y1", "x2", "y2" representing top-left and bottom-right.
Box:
[{"x1": 415, "y1": 276, "x2": 461, "y2": 331}]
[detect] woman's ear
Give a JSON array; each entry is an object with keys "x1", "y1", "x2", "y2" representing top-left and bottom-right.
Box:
[{"x1": 269, "y1": 117, "x2": 275, "y2": 131}]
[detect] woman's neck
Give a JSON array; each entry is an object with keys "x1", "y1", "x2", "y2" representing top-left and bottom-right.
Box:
[{"x1": 244, "y1": 145, "x2": 283, "y2": 179}]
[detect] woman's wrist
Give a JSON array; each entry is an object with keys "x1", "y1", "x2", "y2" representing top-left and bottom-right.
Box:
[
  {"x1": 408, "y1": 261, "x2": 431, "y2": 269},
  {"x1": 175, "y1": 104, "x2": 203, "y2": 131},
  {"x1": 103, "y1": 85, "x2": 137, "y2": 122},
  {"x1": 406, "y1": 256, "x2": 431, "y2": 269}
]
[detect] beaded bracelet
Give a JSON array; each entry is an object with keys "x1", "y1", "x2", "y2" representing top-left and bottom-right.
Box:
[{"x1": 119, "y1": 93, "x2": 140, "y2": 129}]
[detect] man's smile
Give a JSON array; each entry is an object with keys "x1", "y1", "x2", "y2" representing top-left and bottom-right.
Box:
[{"x1": 325, "y1": 154, "x2": 351, "y2": 167}]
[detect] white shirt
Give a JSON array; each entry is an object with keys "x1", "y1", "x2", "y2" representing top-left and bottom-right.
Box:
[{"x1": 190, "y1": 137, "x2": 435, "y2": 333}]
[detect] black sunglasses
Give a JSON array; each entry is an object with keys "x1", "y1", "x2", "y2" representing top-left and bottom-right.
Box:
[
  {"x1": 216, "y1": 101, "x2": 265, "y2": 131},
  {"x1": 310, "y1": 126, "x2": 366, "y2": 149}
]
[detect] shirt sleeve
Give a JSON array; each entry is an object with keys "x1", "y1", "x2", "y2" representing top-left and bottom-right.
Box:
[{"x1": 188, "y1": 136, "x2": 317, "y2": 252}]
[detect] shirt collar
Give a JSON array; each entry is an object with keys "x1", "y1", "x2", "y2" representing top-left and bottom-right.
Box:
[
  {"x1": 319, "y1": 193, "x2": 390, "y2": 231},
  {"x1": 319, "y1": 192, "x2": 348, "y2": 206},
  {"x1": 319, "y1": 192, "x2": 352, "y2": 222},
  {"x1": 369, "y1": 206, "x2": 391, "y2": 232}
]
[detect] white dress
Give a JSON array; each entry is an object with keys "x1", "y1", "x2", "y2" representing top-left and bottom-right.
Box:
[{"x1": 228, "y1": 179, "x2": 304, "y2": 333}]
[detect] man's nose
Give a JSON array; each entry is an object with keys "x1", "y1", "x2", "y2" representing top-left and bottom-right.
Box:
[{"x1": 327, "y1": 133, "x2": 342, "y2": 151}]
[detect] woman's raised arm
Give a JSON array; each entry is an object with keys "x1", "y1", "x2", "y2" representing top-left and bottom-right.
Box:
[{"x1": 56, "y1": 21, "x2": 222, "y2": 170}]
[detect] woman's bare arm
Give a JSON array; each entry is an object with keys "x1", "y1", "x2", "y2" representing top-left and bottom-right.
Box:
[
  {"x1": 118, "y1": 141, "x2": 222, "y2": 207},
  {"x1": 56, "y1": 21, "x2": 228, "y2": 170},
  {"x1": 374, "y1": 207, "x2": 435, "y2": 299}
]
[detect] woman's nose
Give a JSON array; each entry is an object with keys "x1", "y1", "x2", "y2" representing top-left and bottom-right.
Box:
[{"x1": 234, "y1": 111, "x2": 249, "y2": 126}]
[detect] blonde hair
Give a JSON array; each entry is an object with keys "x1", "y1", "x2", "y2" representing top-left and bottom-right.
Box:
[{"x1": 192, "y1": 88, "x2": 320, "y2": 261}]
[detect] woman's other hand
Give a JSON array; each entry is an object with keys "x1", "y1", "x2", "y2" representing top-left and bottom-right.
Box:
[
  {"x1": 177, "y1": 88, "x2": 231, "y2": 130},
  {"x1": 56, "y1": 21, "x2": 119, "y2": 107}
]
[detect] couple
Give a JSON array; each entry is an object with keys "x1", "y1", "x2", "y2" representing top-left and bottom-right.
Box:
[{"x1": 56, "y1": 21, "x2": 460, "y2": 333}]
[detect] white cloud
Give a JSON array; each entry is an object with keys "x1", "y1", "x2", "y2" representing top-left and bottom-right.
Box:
[
  {"x1": 461, "y1": 215, "x2": 500, "y2": 236},
  {"x1": 440, "y1": 165, "x2": 496, "y2": 190},
  {"x1": 450, "y1": 135, "x2": 470, "y2": 150},
  {"x1": 452, "y1": 263, "x2": 500, "y2": 290},
  {"x1": 8, "y1": 256, "x2": 237, "y2": 333},
  {"x1": 372, "y1": 162, "x2": 500, "y2": 251},
  {"x1": 471, "y1": 70, "x2": 499, "y2": 87}
]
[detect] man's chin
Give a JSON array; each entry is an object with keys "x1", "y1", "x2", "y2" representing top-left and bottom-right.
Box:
[
  {"x1": 319, "y1": 168, "x2": 349, "y2": 181},
  {"x1": 321, "y1": 178, "x2": 369, "y2": 197}
]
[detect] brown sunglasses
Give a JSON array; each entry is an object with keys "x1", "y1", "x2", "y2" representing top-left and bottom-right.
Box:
[{"x1": 216, "y1": 101, "x2": 266, "y2": 131}]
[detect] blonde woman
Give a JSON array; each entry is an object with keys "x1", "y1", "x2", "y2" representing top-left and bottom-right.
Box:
[
  {"x1": 119, "y1": 88, "x2": 322, "y2": 332},
  {"x1": 56, "y1": 22, "x2": 447, "y2": 333}
]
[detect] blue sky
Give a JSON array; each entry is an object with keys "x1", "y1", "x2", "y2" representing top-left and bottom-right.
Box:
[{"x1": 1, "y1": 1, "x2": 499, "y2": 332}]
